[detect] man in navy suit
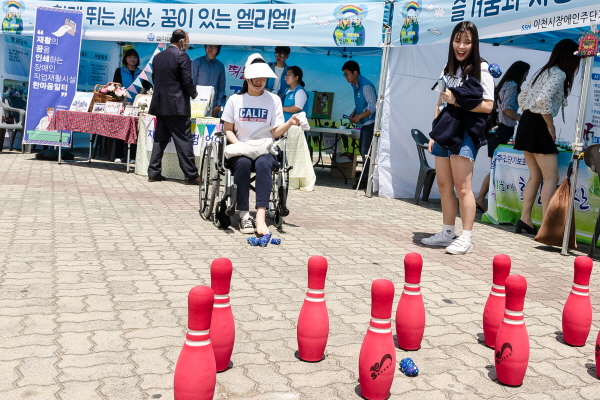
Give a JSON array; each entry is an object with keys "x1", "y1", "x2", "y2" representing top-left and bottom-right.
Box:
[{"x1": 148, "y1": 29, "x2": 200, "y2": 184}]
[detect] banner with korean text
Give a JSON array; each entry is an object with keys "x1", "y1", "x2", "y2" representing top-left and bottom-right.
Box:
[
  {"x1": 23, "y1": 7, "x2": 82, "y2": 147},
  {"x1": 391, "y1": 0, "x2": 598, "y2": 46},
  {"x1": 6, "y1": 1, "x2": 385, "y2": 47},
  {"x1": 482, "y1": 145, "x2": 600, "y2": 245}
]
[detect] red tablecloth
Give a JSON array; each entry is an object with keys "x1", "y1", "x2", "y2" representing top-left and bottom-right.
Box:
[{"x1": 48, "y1": 110, "x2": 139, "y2": 144}]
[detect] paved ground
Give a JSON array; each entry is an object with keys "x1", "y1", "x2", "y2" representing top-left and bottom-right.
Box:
[{"x1": 1, "y1": 149, "x2": 599, "y2": 400}]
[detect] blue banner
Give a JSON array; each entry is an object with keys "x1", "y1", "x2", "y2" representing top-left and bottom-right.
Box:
[
  {"x1": 4, "y1": 1, "x2": 385, "y2": 47},
  {"x1": 392, "y1": 0, "x2": 599, "y2": 46},
  {"x1": 23, "y1": 7, "x2": 82, "y2": 146}
]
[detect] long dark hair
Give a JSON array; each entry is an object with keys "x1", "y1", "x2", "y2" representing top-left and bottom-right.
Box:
[
  {"x1": 530, "y1": 38, "x2": 580, "y2": 98},
  {"x1": 444, "y1": 21, "x2": 481, "y2": 82},
  {"x1": 287, "y1": 66, "x2": 305, "y2": 87},
  {"x1": 495, "y1": 61, "x2": 530, "y2": 104},
  {"x1": 238, "y1": 58, "x2": 268, "y2": 95}
]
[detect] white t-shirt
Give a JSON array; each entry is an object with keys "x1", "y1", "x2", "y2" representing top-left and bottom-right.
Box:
[
  {"x1": 439, "y1": 62, "x2": 494, "y2": 101},
  {"x1": 273, "y1": 66, "x2": 285, "y2": 93},
  {"x1": 222, "y1": 91, "x2": 285, "y2": 142}
]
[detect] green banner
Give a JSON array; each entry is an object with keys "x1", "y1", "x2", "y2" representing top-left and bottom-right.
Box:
[{"x1": 483, "y1": 145, "x2": 599, "y2": 246}]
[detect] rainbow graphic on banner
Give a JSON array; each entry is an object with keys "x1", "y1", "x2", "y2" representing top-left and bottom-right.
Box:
[
  {"x1": 333, "y1": 4, "x2": 368, "y2": 47},
  {"x1": 2, "y1": 0, "x2": 24, "y2": 34},
  {"x1": 400, "y1": 0, "x2": 421, "y2": 45},
  {"x1": 405, "y1": 1, "x2": 420, "y2": 14},
  {"x1": 339, "y1": 5, "x2": 363, "y2": 15}
]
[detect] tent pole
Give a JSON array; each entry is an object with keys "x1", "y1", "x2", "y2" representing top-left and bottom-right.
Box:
[
  {"x1": 366, "y1": 24, "x2": 392, "y2": 198},
  {"x1": 561, "y1": 24, "x2": 596, "y2": 255}
]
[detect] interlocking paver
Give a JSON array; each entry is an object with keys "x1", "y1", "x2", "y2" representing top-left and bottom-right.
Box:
[{"x1": 1, "y1": 150, "x2": 600, "y2": 399}]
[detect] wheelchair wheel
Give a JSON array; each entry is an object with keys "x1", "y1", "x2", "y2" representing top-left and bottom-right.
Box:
[
  {"x1": 278, "y1": 185, "x2": 289, "y2": 217},
  {"x1": 273, "y1": 209, "x2": 284, "y2": 229},
  {"x1": 213, "y1": 200, "x2": 231, "y2": 230},
  {"x1": 199, "y1": 145, "x2": 217, "y2": 220}
]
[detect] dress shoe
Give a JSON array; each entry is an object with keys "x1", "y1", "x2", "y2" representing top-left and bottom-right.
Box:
[
  {"x1": 185, "y1": 177, "x2": 201, "y2": 185},
  {"x1": 515, "y1": 219, "x2": 538, "y2": 235},
  {"x1": 148, "y1": 174, "x2": 167, "y2": 182}
]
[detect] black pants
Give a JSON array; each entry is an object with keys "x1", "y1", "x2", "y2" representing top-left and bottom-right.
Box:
[
  {"x1": 115, "y1": 138, "x2": 137, "y2": 161},
  {"x1": 359, "y1": 123, "x2": 374, "y2": 182},
  {"x1": 148, "y1": 115, "x2": 198, "y2": 180},
  {"x1": 231, "y1": 154, "x2": 277, "y2": 211}
]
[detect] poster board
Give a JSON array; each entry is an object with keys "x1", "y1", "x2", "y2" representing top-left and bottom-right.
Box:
[
  {"x1": 311, "y1": 91, "x2": 334, "y2": 119},
  {"x1": 23, "y1": 7, "x2": 83, "y2": 148}
]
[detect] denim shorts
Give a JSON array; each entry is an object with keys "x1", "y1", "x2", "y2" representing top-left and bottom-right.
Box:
[{"x1": 431, "y1": 132, "x2": 478, "y2": 161}]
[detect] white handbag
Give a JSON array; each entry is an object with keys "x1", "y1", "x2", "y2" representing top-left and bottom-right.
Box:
[{"x1": 224, "y1": 125, "x2": 279, "y2": 160}]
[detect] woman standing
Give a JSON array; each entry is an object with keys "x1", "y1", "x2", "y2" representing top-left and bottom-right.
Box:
[
  {"x1": 513, "y1": 39, "x2": 580, "y2": 234},
  {"x1": 282, "y1": 66, "x2": 309, "y2": 120},
  {"x1": 112, "y1": 48, "x2": 151, "y2": 163},
  {"x1": 422, "y1": 21, "x2": 494, "y2": 255},
  {"x1": 222, "y1": 54, "x2": 300, "y2": 235},
  {"x1": 476, "y1": 61, "x2": 530, "y2": 211}
]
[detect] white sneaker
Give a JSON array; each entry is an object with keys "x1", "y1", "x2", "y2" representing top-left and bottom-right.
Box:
[
  {"x1": 446, "y1": 236, "x2": 474, "y2": 255},
  {"x1": 130, "y1": 159, "x2": 136, "y2": 164},
  {"x1": 239, "y1": 216, "x2": 256, "y2": 234},
  {"x1": 421, "y1": 231, "x2": 456, "y2": 247},
  {"x1": 114, "y1": 158, "x2": 122, "y2": 163}
]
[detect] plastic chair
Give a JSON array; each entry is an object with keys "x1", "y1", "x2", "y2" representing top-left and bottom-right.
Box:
[
  {"x1": 0, "y1": 98, "x2": 26, "y2": 152},
  {"x1": 583, "y1": 143, "x2": 600, "y2": 258},
  {"x1": 411, "y1": 129, "x2": 436, "y2": 203}
]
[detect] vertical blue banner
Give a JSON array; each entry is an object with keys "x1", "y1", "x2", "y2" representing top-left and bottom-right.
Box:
[{"x1": 23, "y1": 7, "x2": 82, "y2": 146}]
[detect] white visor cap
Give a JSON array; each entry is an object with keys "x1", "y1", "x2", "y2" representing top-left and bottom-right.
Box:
[
  {"x1": 245, "y1": 53, "x2": 264, "y2": 68},
  {"x1": 244, "y1": 62, "x2": 277, "y2": 80}
]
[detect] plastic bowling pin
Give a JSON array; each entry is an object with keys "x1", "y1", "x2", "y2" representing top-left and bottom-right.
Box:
[
  {"x1": 395, "y1": 252, "x2": 425, "y2": 350},
  {"x1": 359, "y1": 279, "x2": 396, "y2": 400},
  {"x1": 210, "y1": 258, "x2": 235, "y2": 372},
  {"x1": 174, "y1": 286, "x2": 216, "y2": 400},
  {"x1": 494, "y1": 274, "x2": 529, "y2": 387},
  {"x1": 562, "y1": 256, "x2": 593, "y2": 347},
  {"x1": 483, "y1": 254, "x2": 512, "y2": 348},
  {"x1": 595, "y1": 330, "x2": 600, "y2": 379},
  {"x1": 297, "y1": 255, "x2": 329, "y2": 362}
]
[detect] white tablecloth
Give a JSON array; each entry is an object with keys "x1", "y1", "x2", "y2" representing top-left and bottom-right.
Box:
[{"x1": 135, "y1": 115, "x2": 221, "y2": 180}]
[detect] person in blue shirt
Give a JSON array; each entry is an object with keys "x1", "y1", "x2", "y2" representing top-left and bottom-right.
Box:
[
  {"x1": 282, "y1": 66, "x2": 308, "y2": 121},
  {"x1": 112, "y1": 48, "x2": 152, "y2": 163},
  {"x1": 342, "y1": 60, "x2": 377, "y2": 190},
  {"x1": 266, "y1": 46, "x2": 291, "y2": 97},
  {"x1": 191, "y1": 45, "x2": 226, "y2": 117}
]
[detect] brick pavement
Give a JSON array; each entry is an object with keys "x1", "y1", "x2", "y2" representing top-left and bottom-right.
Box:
[{"x1": 0, "y1": 150, "x2": 599, "y2": 400}]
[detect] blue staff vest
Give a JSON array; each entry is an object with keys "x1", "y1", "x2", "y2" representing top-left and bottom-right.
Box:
[
  {"x1": 353, "y1": 74, "x2": 376, "y2": 126},
  {"x1": 120, "y1": 66, "x2": 142, "y2": 100},
  {"x1": 282, "y1": 85, "x2": 308, "y2": 121}
]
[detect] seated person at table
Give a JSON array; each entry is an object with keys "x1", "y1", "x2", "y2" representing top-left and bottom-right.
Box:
[
  {"x1": 222, "y1": 54, "x2": 300, "y2": 235},
  {"x1": 112, "y1": 48, "x2": 152, "y2": 163}
]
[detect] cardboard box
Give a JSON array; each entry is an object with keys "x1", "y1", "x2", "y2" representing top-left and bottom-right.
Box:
[{"x1": 330, "y1": 154, "x2": 358, "y2": 179}]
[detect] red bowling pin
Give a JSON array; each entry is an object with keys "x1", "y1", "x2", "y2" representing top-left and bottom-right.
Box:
[
  {"x1": 395, "y1": 252, "x2": 425, "y2": 350},
  {"x1": 174, "y1": 286, "x2": 216, "y2": 400},
  {"x1": 595, "y1": 330, "x2": 600, "y2": 379},
  {"x1": 297, "y1": 255, "x2": 329, "y2": 362},
  {"x1": 483, "y1": 254, "x2": 512, "y2": 348},
  {"x1": 494, "y1": 274, "x2": 529, "y2": 387},
  {"x1": 562, "y1": 256, "x2": 593, "y2": 347},
  {"x1": 210, "y1": 258, "x2": 235, "y2": 372},
  {"x1": 359, "y1": 279, "x2": 396, "y2": 400}
]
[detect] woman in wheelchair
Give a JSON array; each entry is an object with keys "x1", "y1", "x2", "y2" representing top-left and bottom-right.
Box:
[{"x1": 221, "y1": 54, "x2": 300, "y2": 235}]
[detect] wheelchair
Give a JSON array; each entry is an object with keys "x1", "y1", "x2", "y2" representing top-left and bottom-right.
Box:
[{"x1": 198, "y1": 131, "x2": 291, "y2": 230}]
